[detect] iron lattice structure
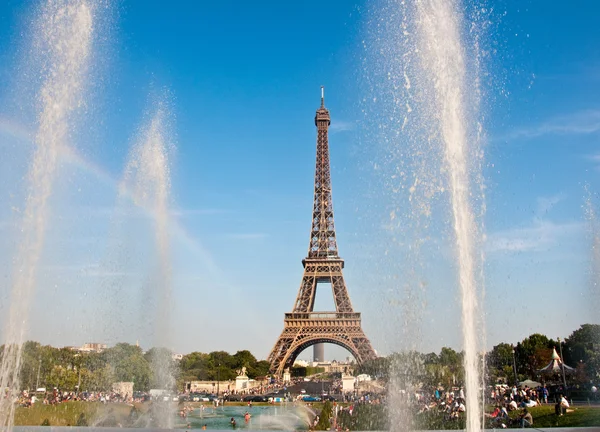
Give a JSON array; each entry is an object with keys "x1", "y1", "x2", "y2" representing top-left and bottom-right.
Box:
[{"x1": 267, "y1": 89, "x2": 377, "y2": 376}]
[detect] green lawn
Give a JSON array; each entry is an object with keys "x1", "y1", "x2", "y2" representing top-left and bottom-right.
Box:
[
  {"x1": 505, "y1": 405, "x2": 600, "y2": 428},
  {"x1": 14, "y1": 401, "x2": 145, "y2": 427},
  {"x1": 338, "y1": 403, "x2": 600, "y2": 430}
]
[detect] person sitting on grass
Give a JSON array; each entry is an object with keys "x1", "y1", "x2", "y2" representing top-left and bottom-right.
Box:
[
  {"x1": 522, "y1": 397, "x2": 537, "y2": 408},
  {"x1": 555, "y1": 394, "x2": 570, "y2": 416},
  {"x1": 519, "y1": 408, "x2": 533, "y2": 428},
  {"x1": 485, "y1": 406, "x2": 501, "y2": 419}
]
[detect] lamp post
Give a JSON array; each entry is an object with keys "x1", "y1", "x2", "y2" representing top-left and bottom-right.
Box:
[
  {"x1": 558, "y1": 338, "x2": 568, "y2": 395},
  {"x1": 512, "y1": 345, "x2": 518, "y2": 387},
  {"x1": 35, "y1": 357, "x2": 42, "y2": 391},
  {"x1": 217, "y1": 363, "x2": 220, "y2": 398}
]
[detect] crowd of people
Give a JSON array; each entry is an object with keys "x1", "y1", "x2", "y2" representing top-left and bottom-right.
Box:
[
  {"x1": 15, "y1": 388, "x2": 138, "y2": 408},
  {"x1": 412, "y1": 386, "x2": 469, "y2": 420},
  {"x1": 410, "y1": 384, "x2": 575, "y2": 428}
]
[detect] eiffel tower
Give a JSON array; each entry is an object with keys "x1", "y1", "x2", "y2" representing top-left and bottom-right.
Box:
[{"x1": 267, "y1": 88, "x2": 377, "y2": 376}]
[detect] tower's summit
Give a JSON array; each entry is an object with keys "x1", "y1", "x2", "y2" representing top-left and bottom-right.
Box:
[
  {"x1": 315, "y1": 86, "x2": 331, "y2": 126},
  {"x1": 309, "y1": 87, "x2": 337, "y2": 259}
]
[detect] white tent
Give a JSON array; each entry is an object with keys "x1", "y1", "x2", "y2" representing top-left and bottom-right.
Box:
[
  {"x1": 537, "y1": 348, "x2": 575, "y2": 375},
  {"x1": 519, "y1": 379, "x2": 541, "y2": 388}
]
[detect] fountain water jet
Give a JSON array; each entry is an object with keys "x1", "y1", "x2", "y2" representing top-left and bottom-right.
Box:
[
  {"x1": 584, "y1": 187, "x2": 600, "y2": 315},
  {"x1": 120, "y1": 101, "x2": 175, "y2": 428},
  {"x1": 413, "y1": 2, "x2": 483, "y2": 430},
  {"x1": 0, "y1": 0, "x2": 94, "y2": 429},
  {"x1": 366, "y1": 1, "x2": 487, "y2": 431}
]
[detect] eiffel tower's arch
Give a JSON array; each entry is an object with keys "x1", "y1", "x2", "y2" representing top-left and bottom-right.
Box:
[
  {"x1": 268, "y1": 89, "x2": 377, "y2": 376},
  {"x1": 273, "y1": 335, "x2": 361, "y2": 377}
]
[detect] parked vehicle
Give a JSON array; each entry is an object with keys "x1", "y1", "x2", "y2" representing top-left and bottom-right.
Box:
[
  {"x1": 189, "y1": 393, "x2": 211, "y2": 402},
  {"x1": 301, "y1": 395, "x2": 321, "y2": 402},
  {"x1": 243, "y1": 395, "x2": 267, "y2": 402}
]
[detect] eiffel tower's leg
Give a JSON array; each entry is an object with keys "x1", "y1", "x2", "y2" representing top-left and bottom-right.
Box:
[
  {"x1": 293, "y1": 272, "x2": 316, "y2": 313},
  {"x1": 331, "y1": 274, "x2": 353, "y2": 313},
  {"x1": 267, "y1": 328, "x2": 298, "y2": 376},
  {"x1": 352, "y1": 332, "x2": 378, "y2": 362}
]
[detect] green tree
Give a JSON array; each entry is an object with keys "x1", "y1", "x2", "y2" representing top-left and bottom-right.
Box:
[
  {"x1": 516, "y1": 333, "x2": 555, "y2": 378},
  {"x1": 103, "y1": 343, "x2": 143, "y2": 362},
  {"x1": 207, "y1": 351, "x2": 236, "y2": 380},
  {"x1": 145, "y1": 347, "x2": 176, "y2": 390},
  {"x1": 180, "y1": 352, "x2": 210, "y2": 381},
  {"x1": 144, "y1": 347, "x2": 173, "y2": 364},
  {"x1": 232, "y1": 350, "x2": 257, "y2": 370},
  {"x1": 82, "y1": 351, "x2": 106, "y2": 372},
  {"x1": 357, "y1": 357, "x2": 389, "y2": 381},
  {"x1": 438, "y1": 347, "x2": 464, "y2": 387},
  {"x1": 316, "y1": 400, "x2": 333, "y2": 430},
  {"x1": 388, "y1": 351, "x2": 425, "y2": 389},
  {"x1": 81, "y1": 365, "x2": 114, "y2": 392},
  {"x1": 487, "y1": 343, "x2": 515, "y2": 383},
  {"x1": 249, "y1": 360, "x2": 271, "y2": 378},
  {"x1": 565, "y1": 324, "x2": 600, "y2": 381},
  {"x1": 422, "y1": 353, "x2": 447, "y2": 388},
  {"x1": 291, "y1": 366, "x2": 306, "y2": 377},
  {"x1": 20, "y1": 341, "x2": 42, "y2": 390},
  {"x1": 47, "y1": 365, "x2": 78, "y2": 390},
  {"x1": 102, "y1": 343, "x2": 151, "y2": 391}
]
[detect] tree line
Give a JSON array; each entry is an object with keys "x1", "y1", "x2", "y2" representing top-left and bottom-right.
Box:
[
  {"x1": 3, "y1": 323, "x2": 597, "y2": 393},
  {"x1": 1, "y1": 342, "x2": 271, "y2": 393},
  {"x1": 357, "y1": 324, "x2": 599, "y2": 388}
]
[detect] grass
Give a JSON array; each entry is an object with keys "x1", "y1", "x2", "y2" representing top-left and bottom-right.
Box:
[
  {"x1": 338, "y1": 403, "x2": 600, "y2": 430},
  {"x1": 14, "y1": 401, "x2": 144, "y2": 426},
  {"x1": 506, "y1": 405, "x2": 600, "y2": 428}
]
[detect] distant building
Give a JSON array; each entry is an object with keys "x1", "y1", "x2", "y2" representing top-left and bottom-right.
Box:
[
  {"x1": 309, "y1": 360, "x2": 354, "y2": 374},
  {"x1": 313, "y1": 344, "x2": 324, "y2": 362},
  {"x1": 69, "y1": 343, "x2": 107, "y2": 354},
  {"x1": 342, "y1": 374, "x2": 356, "y2": 392},
  {"x1": 185, "y1": 380, "x2": 231, "y2": 394},
  {"x1": 78, "y1": 343, "x2": 107, "y2": 353},
  {"x1": 171, "y1": 353, "x2": 183, "y2": 361}
]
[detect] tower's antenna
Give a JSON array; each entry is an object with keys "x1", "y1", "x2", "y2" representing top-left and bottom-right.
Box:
[{"x1": 321, "y1": 86, "x2": 324, "y2": 107}]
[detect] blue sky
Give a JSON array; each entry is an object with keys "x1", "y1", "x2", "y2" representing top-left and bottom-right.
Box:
[{"x1": 0, "y1": 0, "x2": 599, "y2": 361}]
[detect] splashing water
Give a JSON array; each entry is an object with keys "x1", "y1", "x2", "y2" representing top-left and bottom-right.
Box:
[
  {"x1": 121, "y1": 102, "x2": 175, "y2": 428},
  {"x1": 0, "y1": 0, "x2": 94, "y2": 428},
  {"x1": 413, "y1": 2, "x2": 483, "y2": 431},
  {"x1": 366, "y1": 1, "x2": 486, "y2": 431},
  {"x1": 584, "y1": 187, "x2": 600, "y2": 315}
]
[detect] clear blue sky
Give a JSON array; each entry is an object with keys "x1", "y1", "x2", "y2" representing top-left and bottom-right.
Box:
[{"x1": 0, "y1": 0, "x2": 598, "y2": 361}]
